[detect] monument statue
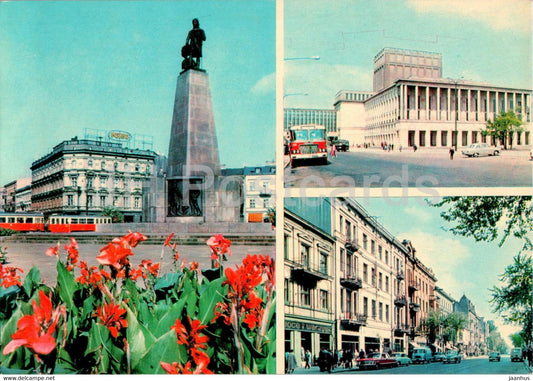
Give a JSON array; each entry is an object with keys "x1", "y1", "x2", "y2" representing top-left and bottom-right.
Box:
[{"x1": 181, "y1": 18, "x2": 206, "y2": 71}]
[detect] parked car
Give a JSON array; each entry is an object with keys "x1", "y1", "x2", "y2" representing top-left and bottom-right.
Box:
[
  {"x1": 488, "y1": 352, "x2": 501, "y2": 362},
  {"x1": 461, "y1": 143, "x2": 500, "y2": 157},
  {"x1": 412, "y1": 347, "x2": 433, "y2": 364},
  {"x1": 510, "y1": 348, "x2": 523, "y2": 362},
  {"x1": 333, "y1": 139, "x2": 350, "y2": 152},
  {"x1": 443, "y1": 350, "x2": 462, "y2": 364},
  {"x1": 356, "y1": 353, "x2": 398, "y2": 370},
  {"x1": 391, "y1": 352, "x2": 412, "y2": 367},
  {"x1": 432, "y1": 352, "x2": 446, "y2": 362}
]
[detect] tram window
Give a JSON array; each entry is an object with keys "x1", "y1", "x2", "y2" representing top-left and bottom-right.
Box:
[
  {"x1": 17, "y1": 217, "x2": 24, "y2": 223},
  {"x1": 25, "y1": 217, "x2": 33, "y2": 223},
  {"x1": 0, "y1": 217, "x2": 5, "y2": 223},
  {"x1": 71, "y1": 218, "x2": 78, "y2": 224},
  {"x1": 87, "y1": 218, "x2": 94, "y2": 224},
  {"x1": 8, "y1": 217, "x2": 15, "y2": 223},
  {"x1": 79, "y1": 218, "x2": 86, "y2": 224}
]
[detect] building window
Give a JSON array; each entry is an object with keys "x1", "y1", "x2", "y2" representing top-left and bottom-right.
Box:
[
  {"x1": 249, "y1": 199, "x2": 256, "y2": 208},
  {"x1": 372, "y1": 300, "x2": 377, "y2": 318},
  {"x1": 372, "y1": 267, "x2": 376, "y2": 286},
  {"x1": 319, "y1": 252, "x2": 328, "y2": 274},
  {"x1": 300, "y1": 244, "x2": 310, "y2": 268},
  {"x1": 135, "y1": 163, "x2": 140, "y2": 172},
  {"x1": 379, "y1": 302, "x2": 383, "y2": 321},
  {"x1": 100, "y1": 195, "x2": 106, "y2": 207},
  {"x1": 263, "y1": 199, "x2": 269, "y2": 208},
  {"x1": 385, "y1": 276, "x2": 389, "y2": 292},
  {"x1": 123, "y1": 197, "x2": 129, "y2": 208},
  {"x1": 71, "y1": 160, "x2": 77, "y2": 169},
  {"x1": 249, "y1": 182, "x2": 255, "y2": 191},
  {"x1": 385, "y1": 250, "x2": 389, "y2": 265},
  {"x1": 363, "y1": 263, "x2": 368, "y2": 283},
  {"x1": 386, "y1": 304, "x2": 390, "y2": 323},
  {"x1": 371, "y1": 240, "x2": 376, "y2": 254},
  {"x1": 363, "y1": 234, "x2": 368, "y2": 250},
  {"x1": 87, "y1": 177, "x2": 93, "y2": 188},
  {"x1": 70, "y1": 176, "x2": 78, "y2": 187},
  {"x1": 67, "y1": 195, "x2": 73, "y2": 206},
  {"x1": 113, "y1": 196, "x2": 118, "y2": 206},
  {"x1": 87, "y1": 195, "x2": 93, "y2": 208},
  {"x1": 88, "y1": 159, "x2": 93, "y2": 168},
  {"x1": 284, "y1": 279, "x2": 290, "y2": 304},
  {"x1": 363, "y1": 297, "x2": 368, "y2": 317},
  {"x1": 134, "y1": 197, "x2": 140, "y2": 209},
  {"x1": 301, "y1": 286, "x2": 311, "y2": 306},
  {"x1": 100, "y1": 176, "x2": 107, "y2": 187},
  {"x1": 320, "y1": 290, "x2": 329, "y2": 310},
  {"x1": 379, "y1": 245, "x2": 382, "y2": 260},
  {"x1": 379, "y1": 272, "x2": 383, "y2": 290},
  {"x1": 114, "y1": 162, "x2": 119, "y2": 170},
  {"x1": 101, "y1": 161, "x2": 106, "y2": 170}
]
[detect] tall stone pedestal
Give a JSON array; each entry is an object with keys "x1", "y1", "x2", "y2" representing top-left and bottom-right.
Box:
[{"x1": 166, "y1": 69, "x2": 240, "y2": 223}]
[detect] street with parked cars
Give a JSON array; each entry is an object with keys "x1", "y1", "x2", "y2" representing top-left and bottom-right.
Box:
[{"x1": 294, "y1": 353, "x2": 530, "y2": 374}]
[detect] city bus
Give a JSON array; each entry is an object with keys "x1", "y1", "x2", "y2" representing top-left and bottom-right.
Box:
[{"x1": 288, "y1": 124, "x2": 328, "y2": 168}]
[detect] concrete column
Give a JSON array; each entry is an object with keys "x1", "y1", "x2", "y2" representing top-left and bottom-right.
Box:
[
  {"x1": 495, "y1": 92, "x2": 499, "y2": 115},
  {"x1": 425, "y1": 86, "x2": 429, "y2": 121},
  {"x1": 457, "y1": 87, "x2": 461, "y2": 121},
  {"x1": 521, "y1": 93, "x2": 526, "y2": 119},
  {"x1": 447, "y1": 87, "x2": 451, "y2": 121},
  {"x1": 513, "y1": 93, "x2": 517, "y2": 113},
  {"x1": 477, "y1": 90, "x2": 481, "y2": 121},
  {"x1": 415, "y1": 86, "x2": 419, "y2": 120},
  {"x1": 437, "y1": 87, "x2": 441, "y2": 120},
  {"x1": 467, "y1": 89, "x2": 471, "y2": 121},
  {"x1": 504, "y1": 92, "x2": 508, "y2": 112}
]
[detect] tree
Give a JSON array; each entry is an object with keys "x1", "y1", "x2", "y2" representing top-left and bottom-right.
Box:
[
  {"x1": 421, "y1": 310, "x2": 446, "y2": 345},
  {"x1": 429, "y1": 196, "x2": 533, "y2": 253},
  {"x1": 442, "y1": 312, "x2": 467, "y2": 347},
  {"x1": 482, "y1": 111, "x2": 523, "y2": 150},
  {"x1": 509, "y1": 333, "x2": 525, "y2": 348},
  {"x1": 102, "y1": 206, "x2": 124, "y2": 223},
  {"x1": 490, "y1": 253, "x2": 532, "y2": 345}
]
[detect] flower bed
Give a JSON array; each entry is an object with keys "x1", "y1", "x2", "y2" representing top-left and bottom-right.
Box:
[{"x1": 0, "y1": 233, "x2": 275, "y2": 374}]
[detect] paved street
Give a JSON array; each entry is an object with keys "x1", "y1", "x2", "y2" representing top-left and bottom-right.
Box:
[
  {"x1": 1, "y1": 241, "x2": 275, "y2": 286},
  {"x1": 285, "y1": 148, "x2": 532, "y2": 188},
  {"x1": 292, "y1": 355, "x2": 531, "y2": 375}
]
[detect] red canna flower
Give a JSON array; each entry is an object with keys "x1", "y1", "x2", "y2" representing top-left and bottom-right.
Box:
[
  {"x1": 0, "y1": 264, "x2": 24, "y2": 288},
  {"x1": 45, "y1": 242, "x2": 60, "y2": 257},
  {"x1": 160, "y1": 361, "x2": 180, "y2": 374},
  {"x1": 140, "y1": 259, "x2": 160, "y2": 277},
  {"x1": 64, "y1": 237, "x2": 79, "y2": 266},
  {"x1": 96, "y1": 241, "x2": 133, "y2": 270},
  {"x1": 207, "y1": 234, "x2": 232, "y2": 260},
  {"x1": 164, "y1": 232, "x2": 175, "y2": 247},
  {"x1": 189, "y1": 261, "x2": 199, "y2": 271},
  {"x1": 94, "y1": 301, "x2": 128, "y2": 338},
  {"x1": 2, "y1": 290, "x2": 63, "y2": 356},
  {"x1": 76, "y1": 261, "x2": 110, "y2": 287},
  {"x1": 170, "y1": 316, "x2": 211, "y2": 372},
  {"x1": 117, "y1": 231, "x2": 147, "y2": 248}
]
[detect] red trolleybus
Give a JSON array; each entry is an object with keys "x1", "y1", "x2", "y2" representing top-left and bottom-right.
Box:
[
  {"x1": 288, "y1": 124, "x2": 328, "y2": 167},
  {"x1": 0, "y1": 212, "x2": 45, "y2": 232},
  {"x1": 48, "y1": 215, "x2": 112, "y2": 233}
]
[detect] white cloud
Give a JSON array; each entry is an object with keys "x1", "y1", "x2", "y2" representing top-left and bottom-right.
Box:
[
  {"x1": 251, "y1": 72, "x2": 275, "y2": 95},
  {"x1": 284, "y1": 62, "x2": 372, "y2": 108},
  {"x1": 406, "y1": 0, "x2": 531, "y2": 32}
]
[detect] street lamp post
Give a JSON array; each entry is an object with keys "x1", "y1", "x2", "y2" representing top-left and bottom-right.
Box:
[{"x1": 448, "y1": 77, "x2": 464, "y2": 151}]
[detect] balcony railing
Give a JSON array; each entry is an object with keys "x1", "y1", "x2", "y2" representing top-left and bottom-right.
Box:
[
  {"x1": 340, "y1": 312, "x2": 367, "y2": 328},
  {"x1": 394, "y1": 295, "x2": 408, "y2": 307},
  {"x1": 397, "y1": 270, "x2": 405, "y2": 280},
  {"x1": 408, "y1": 281, "x2": 420, "y2": 292},
  {"x1": 290, "y1": 261, "x2": 329, "y2": 286},
  {"x1": 409, "y1": 302, "x2": 421, "y2": 312},
  {"x1": 345, "y1": 239, "x2": 359, "y2": 253},
  {"x1": 340, "y1": 275, "x2": 363, "y2": 290},
  {"x1": 394, "y1": 324, "x2": 410, "y2": 336}
]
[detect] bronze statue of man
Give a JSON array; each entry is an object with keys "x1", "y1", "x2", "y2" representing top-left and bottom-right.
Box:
[{"x1": 185, "y1": 18, "x2": 206, "y2": 69}]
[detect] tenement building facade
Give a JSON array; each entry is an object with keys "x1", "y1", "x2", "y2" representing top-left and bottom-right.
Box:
[
  {"x1": 31, "y1": 137, "x2": 156, "y2": 222},
  {"x1": 283, "y1": 197, "x2": 469, "y2": 364},
  {"x1": 284, "y1": 208, "x2": 336, "y2": 359},
  {"x1": 333, "y1": 47, "x2": 532, "y2": 149}
]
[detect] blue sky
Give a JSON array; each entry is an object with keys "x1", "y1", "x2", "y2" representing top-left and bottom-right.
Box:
[
  {"x1": 0, "y1": 0, "x2": 275, "y2": 185},
  {"x1": 284, "y1": 0, "x2": 532, "y2": 108},
  {"x1": 360, "y1": 196, "x2": 527, "y2": 346}
]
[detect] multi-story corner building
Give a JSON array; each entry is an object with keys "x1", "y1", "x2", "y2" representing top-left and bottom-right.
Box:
[
  {"x1": 284, "y1": 208, "x2": 336, "y2": 360},
  {"x1": 454, "y1": 294, "x2": 487, "y2": 356},
  {"x1": 243, "y1": 164, "x2": 276, "y2": 223},
  {"x1": 284, "y1": 108, "x2": 338, "y2": 139},
  {"x1": 330, "y1": 198, "x2": 404, "y2": 355},
  {"x1": 402, "y1": 240, "x2": 437, "y2": 349},
  {"x1": 31, "y1": 137, "x2": 156, "y2": 222},
  {"x1": 2, "y1": 178, "x2": 32, "y2": 212},
  {"x1": 435, "y1": 286, "x2": 456, "y2": 316},
  {"x1": 332, "y1": 47, "x2": 532, "y2": 149}
]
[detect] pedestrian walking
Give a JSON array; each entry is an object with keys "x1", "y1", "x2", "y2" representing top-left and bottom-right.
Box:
[
  {"x1": 305, "y1": 349, "x2": 312, "y2": 369},
  {"x1": 527, "y1": 346, "x2": 532, "y2": 367},
  {"x1": 413, "y1": 144, "x2": 418, "y2": 152},
  {"x1": 286, "y1": 349, "x2": 297, "y2": 374},
  {"x1": 449, "y1": 147, "x2": 455, "y2": 160},
  {"x1": 359, "y1": 349, "x2": 365, "y2": 359},
  {"x1": 330, "y1": 143, "x2": 337, "y2": 158}
]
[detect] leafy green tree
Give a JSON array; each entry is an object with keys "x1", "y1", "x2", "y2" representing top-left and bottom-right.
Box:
[
  {"x1": 102, "y1": 206, "x2": 124, "y2": 223},
  {"x1": 429, "y1": 196, "x2": 533, "y2": 253},
  {"x1": 421, "y1": 310, "x2": 446, "y2": 345},
  {"x1": 509, "y1": 333, "x2": 525, "y2": 348},
  {"x1": 482, "y1": 111, "x2": 523, "y2": 149},
  {"x1": 486, "y1": 321, "x2": 508, "y2": 353},
  {"x1": 442, "y1": 312, "x2": 467, "y2": 347},
  {"x1": 490, "y1": 254, "x2": 532, "y2": 345}
]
